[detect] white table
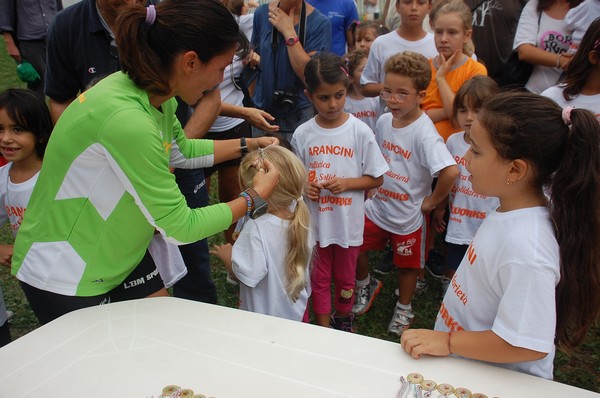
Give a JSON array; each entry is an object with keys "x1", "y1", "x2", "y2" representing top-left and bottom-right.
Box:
[{"x1": 0, "y1": 297, "x2": 597, "y2": 397}]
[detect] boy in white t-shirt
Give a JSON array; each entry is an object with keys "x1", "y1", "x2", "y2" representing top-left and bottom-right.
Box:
[
  {"x1": 360, "y1": 0, "x2": 437, "y2": 98},
  {"x1": 356, "y1": 51, "x2": 458, "y2": 335}
]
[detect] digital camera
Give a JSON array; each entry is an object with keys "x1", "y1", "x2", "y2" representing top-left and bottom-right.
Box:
[{"x1": 272, "y1": 89, "x2": 298, "y2": 113}]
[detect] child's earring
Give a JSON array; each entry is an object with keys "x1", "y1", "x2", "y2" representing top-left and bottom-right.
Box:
[{"x1": 506, "y1": 178, "x2": 513, "y2": 186}]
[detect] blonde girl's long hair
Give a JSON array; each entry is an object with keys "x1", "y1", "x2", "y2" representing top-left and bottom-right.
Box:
[{"x1": 239, "y1": 146, "x2": 312, "y2": 302}]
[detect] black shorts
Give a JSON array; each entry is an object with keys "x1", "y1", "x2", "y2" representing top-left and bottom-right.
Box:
[
  {"x1": 21, "y1": 250, "x2": 165, "y2": 325},
  {"x1": 204, "y1": 121, "x2": 251, "y2": 176}
]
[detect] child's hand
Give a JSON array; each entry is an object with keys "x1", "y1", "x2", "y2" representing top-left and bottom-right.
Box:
[
  {"x1": 420, "y1": 196, "x2": 437, "y2": 214},
  {"x1": 432, "y1": 205, "x2": 447, "y2": 233},
  {"x1": 0, "y1": 244, "x2": 13, "y2": 267},
  {"x1": 308, "y1": 180, "x2": 322, "y2": 201},
  {"x1": 436, "y1": 49, "x2": 460, "y2": 81},
  {"x1": 320, "y1": 177, "x2": 348, "y2": 194},
  {"x1": 209, "y1": 243, "x2": 232, "y2": 263},
  {"x1": 400, "y1": 329, "x2": 452, "y2": 359}
]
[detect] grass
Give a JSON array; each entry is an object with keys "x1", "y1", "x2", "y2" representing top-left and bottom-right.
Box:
[{"x1": 0, "y1": 39, "x2": 598, "y2": 393}]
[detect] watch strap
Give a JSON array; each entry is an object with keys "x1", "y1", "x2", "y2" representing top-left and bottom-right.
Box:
[{"x1": 240, "y1": 137, "x2": 248, "y2": 156}]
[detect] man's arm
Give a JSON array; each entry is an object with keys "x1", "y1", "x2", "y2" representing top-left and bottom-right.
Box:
[
  {"x1": 2, "y1": 32, "x2": 20, "y2": 63},
  {"x1": 49, "y1": 97, "x2": 75, "y2": 124}
]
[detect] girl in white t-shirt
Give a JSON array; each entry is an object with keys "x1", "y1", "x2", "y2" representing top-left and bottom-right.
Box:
[
  {"x1": 291, "y1": 52, "x2": 388, "y2": 331},
  {"x1": 211, "y1": 145, "x2": 314, "y2": 322},
  {"x1": 513, "y1": 0, "x2": 578, "y2": 94},
  {"x1": 432, "y1": 76, "x2": 500, "y2": 293},
  {"x1": 344, "y1": 49, "x2": 383, "y2": 135},
  {"x1": 401, "y1": 92, "x2": 600, "y2": 380},
  {"x1": 0, "y1": 88, "x2": 53, "y2": 346},
  {"x1": 542, "y1": 17, "x2": 600, "y2": 121}
]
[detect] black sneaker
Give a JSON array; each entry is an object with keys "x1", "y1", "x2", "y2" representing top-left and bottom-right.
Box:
[
  {"x1": 331, "y1": 312, "x2": 355, "y2": 333},
  {"x1": 425, "y1": 249, "x2": 445, "y2": 278},
  {"x1": 374, "y1": 248, "x2": 394, "y2": 275}
]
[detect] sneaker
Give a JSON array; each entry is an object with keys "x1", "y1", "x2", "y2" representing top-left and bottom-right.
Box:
[
  {"x1": 440, "y1": 277, "x2": 451, "y2": 297},
  {"x1": 5, "y1": 311, "x2": 13, "y2": 322},
  {"x1": 331, "y1": 312, "x2": 355, "y2": 333},
  {"x1": 425, "y1": 249, "x2": 445, "y2": 279},
  {"x1": 387, "y1": 304, "x2": 414, "y2": 335},
  {"x1": 415, "y1": 278, "x2": 427, "y2": 295},
  {"x1": 374, "y1": 249, "x2": 394, "y2": 275},
  {"x1": 352, "y1": 277, "x2": 382, "y2": 315}
]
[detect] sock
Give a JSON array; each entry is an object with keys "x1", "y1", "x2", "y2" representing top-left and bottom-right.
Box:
[
  {"x1": 396, "y1": 302, "x2": 412, "y2": 312},
  {"x1": 356, "y1": 274, "x2": 370, "y2": 287}
]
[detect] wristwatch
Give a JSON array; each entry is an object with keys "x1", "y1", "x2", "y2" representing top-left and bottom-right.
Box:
[
  {"x1": 240, "y1": 137, "x2": 249, "y2": 156},
  {"x1": 285, "y1": 36, "x2": 300, "y2": 46},
  {"x1": 245, "y1": 188, "x2": 268, "y2": 219}
]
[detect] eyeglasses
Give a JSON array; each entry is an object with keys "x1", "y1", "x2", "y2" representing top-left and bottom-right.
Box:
[{"x1": 379, "y1": 90, "x2": 414, "y2": 102}]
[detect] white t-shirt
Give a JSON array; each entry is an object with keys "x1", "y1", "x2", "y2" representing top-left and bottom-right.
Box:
[
  {"x1": 445, "y1": 132, "x2": 499, "y2": 245},
  {"x1": 365, "y1": 113, "x2": 456, "y2": 235},
  {"x1": 541, "y1": 84, "x2": 600, "y2": 122},
  {"x1": 232, "y1": 214, "x2": 314, "y2": 322},
  {"x1": 343, "y1": 96, "x2": 383, "y2": 135},
  {"x1": 564, "y1": 0, "x2": 600, "y2": 50},
  {"x1": 435, "y1": 207, "x2": 560, "y2": 379},
  {"x1": 513, "y1": 0, "x2": 573, "y2": 94},
  {"x1": 208, "y1": 14, "x2": 254, "y2": 132},
  {"x1": 360, "y1": 31, "x2": 437, "y2": 86},
  {"x1": 291, "y1": 114, "x2": 389, "y2": 248},
  {"x1": 0, "y1": 164, "x2": 38, "y2": 238}
]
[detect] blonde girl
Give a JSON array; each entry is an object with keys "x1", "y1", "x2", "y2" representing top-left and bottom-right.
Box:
[
  {"x1": 344, "y1": 49, "x2": 383, "y2": 134},
  {"x1": 421, "y1": 0, "x2": 487, "y2": 142},
  {"x1": 402, "y1": 92, "x2": 600, "y2": 379},
  {"x1": 211, "y1": 146, "x2": 314, "y2": 321}
]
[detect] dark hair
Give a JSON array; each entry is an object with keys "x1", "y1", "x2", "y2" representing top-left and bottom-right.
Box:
[
  {"x1": 538, "y1": 0, "x2": 583, "y2": 12},
  {"x1": 0, "y1": 88, "x2": 52, "y2": 159},
  {"x1": 304, "y1": 52, "x2": 350, "y2": 93},
  {"x1": 478, "y1": 92, "x2": 600, "y2": 353},
  {"x1": 384, "y1": 51, "x2": 432, "y2": 92},
  {"x1": 452, "y1": 75, "x2": 499, "y2": 124},
  {"x1": 345, "y1": 49, "x2": 369, "y2": 80},
  {"x1": 562, "y1": 17, "x2": 600, "y2": 101},
  {"x1": 224, "y1": 0, "x2": 245, "y2": 16},
  {"x1": 355, "y1": 20, "x2": 390, "y2": 38},
  {"x1": 116, "y1": 0, "x2": 249, "y2": 96}
]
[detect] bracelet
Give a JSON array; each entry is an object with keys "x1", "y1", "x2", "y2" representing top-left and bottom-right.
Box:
[
  {"x1": 448, "y1": 331, "x2": 453, "y2": 355},
  {"x1": 556, "y1": 53, "x2": 562, "y2": 68},
  {"x1": 239, "y1": 191, "x2": 253, "y2": 217}
]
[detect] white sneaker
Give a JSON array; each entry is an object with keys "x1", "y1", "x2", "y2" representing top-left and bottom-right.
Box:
[
  {"x1": 387, "y1": 304, "x2": 414, "y2": 335},
  {"x1": 6, "y1": 310, "x2": 13, "y2": 322}
]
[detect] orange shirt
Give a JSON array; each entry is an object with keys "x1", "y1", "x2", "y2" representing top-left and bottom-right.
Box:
[{"x1": 422, "y1": 57, "x2": 487, "y2": 141}]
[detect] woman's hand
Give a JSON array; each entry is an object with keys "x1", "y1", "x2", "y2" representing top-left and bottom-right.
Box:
[
  {"x1": 243, "y1": 108, "x2": 280, "y2": 132},
  {"x1": 250, "y1": 136, "x2": 279, "y2": 151},
  {"x1": 268, "y1": 4, "x2": 296, "y2": 38},
  {"x1": 251, "y1": 158, "x2": 280, "y2": 200},
  {"x1": 400, "y1": 329, "x2": 452, "y2": 359}
]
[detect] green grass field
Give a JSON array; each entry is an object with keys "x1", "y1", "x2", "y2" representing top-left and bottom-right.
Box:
[{"x1": 0, "y1": 39, "x2": 598, "y2": 392}]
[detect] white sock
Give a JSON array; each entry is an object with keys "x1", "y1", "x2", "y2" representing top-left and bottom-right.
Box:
[
  {"x1": 397, "y1": 302, "x2": 411, "y2": 311},
  {"x1": 356, "y1": 274, "x2": 370, "y2": 287}
]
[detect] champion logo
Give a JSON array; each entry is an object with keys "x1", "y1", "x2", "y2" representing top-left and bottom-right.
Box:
[{"x1": 88, "y1": 67, "x2": 97, "y2": 74}]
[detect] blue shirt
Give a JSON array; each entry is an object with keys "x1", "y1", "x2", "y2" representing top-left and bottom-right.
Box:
[
  {"x1": 307, "y1": 0, "x2": 358, "y2": 56},
  {"x1": 251, "y1": 4, "x2": 331, "y2": 116}
]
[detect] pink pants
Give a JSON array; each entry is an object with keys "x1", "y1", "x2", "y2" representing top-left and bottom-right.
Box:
[{"x1": 311, "y1": 244, "x2": 360, "y2": 315}]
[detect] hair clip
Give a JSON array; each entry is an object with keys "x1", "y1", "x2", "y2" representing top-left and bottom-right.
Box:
[{"x1": 340, "y1": 66, "x2": 349, "y2": 77}]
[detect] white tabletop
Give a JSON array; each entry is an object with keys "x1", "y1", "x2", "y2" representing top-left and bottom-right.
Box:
[{"x1": 0, "y1": 297, "x2": 597, "y2": 398}]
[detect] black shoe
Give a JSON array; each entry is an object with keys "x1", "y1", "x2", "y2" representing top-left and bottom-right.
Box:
[
  {"x1": 374, "y1": 249, "x2": 394, "y2": 275},
  {"x1": 425, "y1": 249, "x2": 445, "y2": 278}
]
